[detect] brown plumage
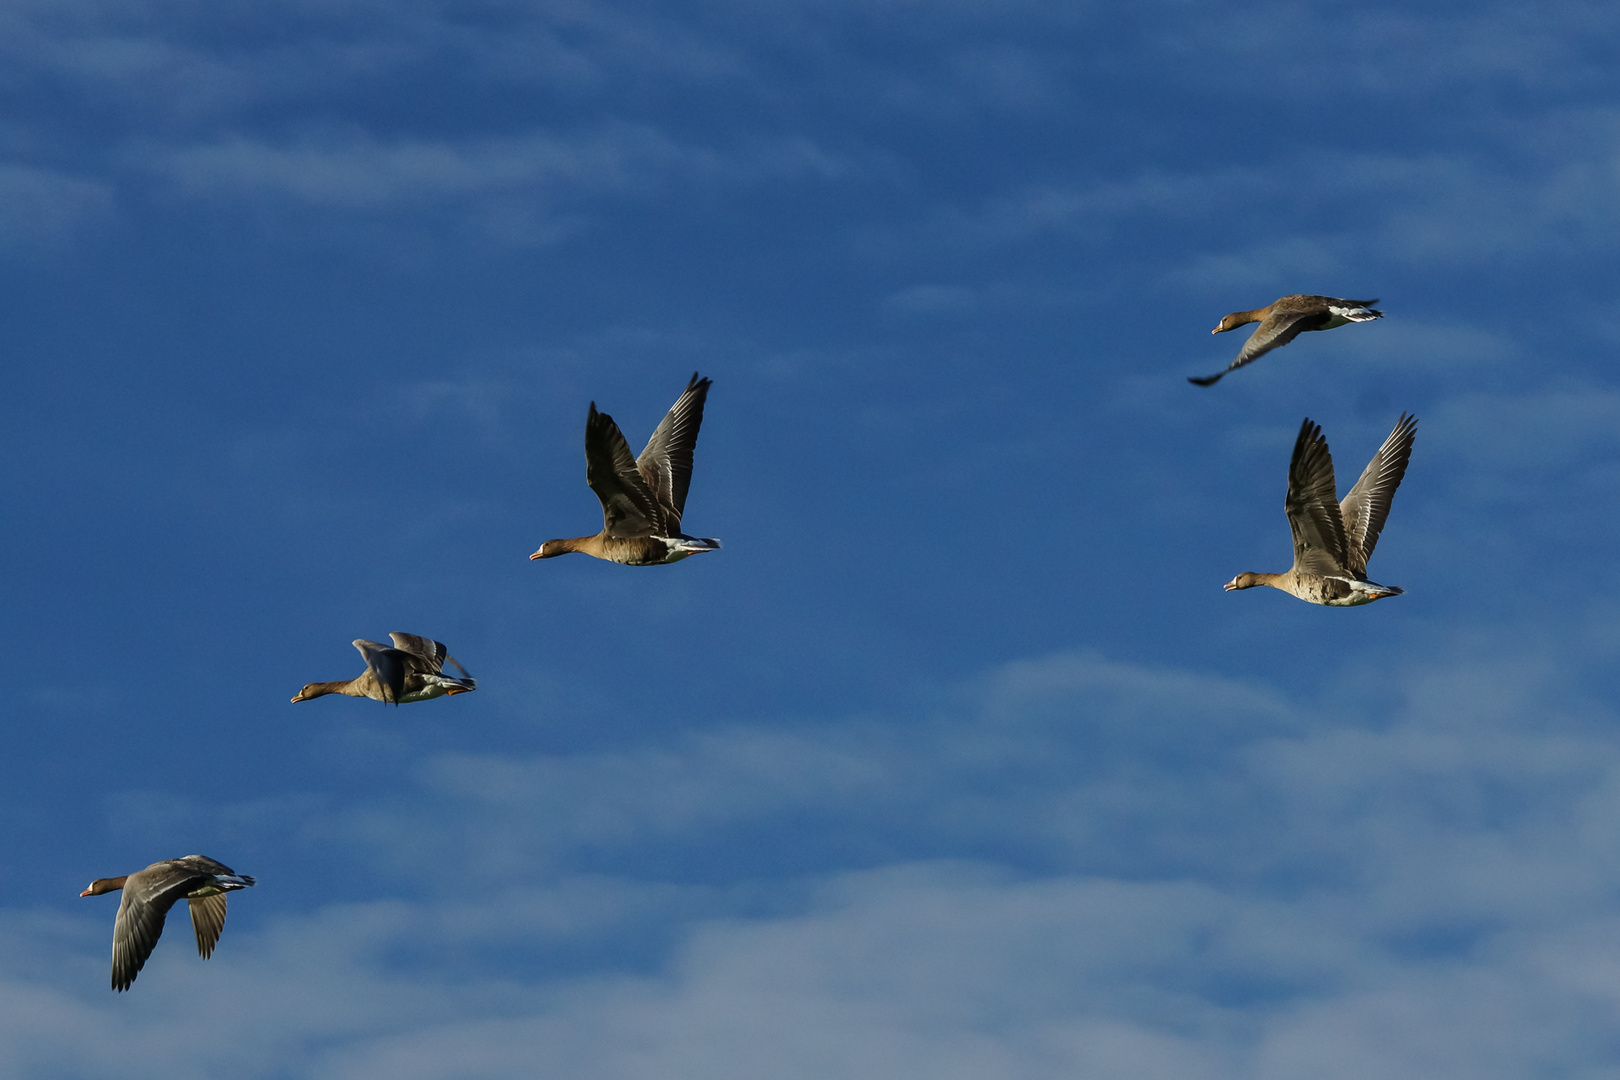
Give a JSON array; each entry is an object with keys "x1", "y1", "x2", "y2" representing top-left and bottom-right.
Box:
[
  {"x1": 530, "y1": 372, "x2": 722, "y2": 566},
  {"x1": 80, "y1": 855, "x2": 255, "y2": 992},
  {"x1": 1189, "y1": 295, "x2": 1382, "y2": 386},
  {"x1": 1225, "y1": 413, "x2": 1417, "y2": 606},
  {"x1": 291, "y1": 633, "x2": 476, "y2": 704}
]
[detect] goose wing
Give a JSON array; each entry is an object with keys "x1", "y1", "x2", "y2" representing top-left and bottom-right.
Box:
[
  {"x1": 110, "y1": 861, "x2": 199, "y2": 991},
  {"x1": 188, "y1": 893, "x2": 229, "y2": 959},
  {"x1": 387, "y1": 633, "x2": 448, "y2": 675},
  {"x1": 1189, "y1": 300, "x2": 1326, "y2": 385},
  {"x1": 352, "y1": 639, "x2": 406, "y2": 704},
  {"x1": 1339, "y1": 413, "x2": 1417, "y2": 575},
  {"x1": 1234, "y1": 305, "x2": 1327, "y2": 367},
  {"x1": 1284, "y1": 417, "x2": 1352, "y2": 577},
  {"x1": 585, "y1": 403, "x2": 664, "y2": 537},
  {"x1": 635, "y1": 373, "x2": 711, "y2": 535}
]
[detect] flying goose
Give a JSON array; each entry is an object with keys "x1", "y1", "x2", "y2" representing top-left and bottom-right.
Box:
[
  {"x1": 530, "y1": 372, "x2": 721, "y2": 565},
  {"x1": 291, "y1": 633, "x2": 476, "y2": 704},
  {"x1": 1225, "y1": 413, "x2": 1417, "y2": 606},
  {"x1": 81, "y1": 855, "x2": 254, "y2": 992},
  {"x1": 1189, "y1": 295, "x2": 1382, "y2": 386}
]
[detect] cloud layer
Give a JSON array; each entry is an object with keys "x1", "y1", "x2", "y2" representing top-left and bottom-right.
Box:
[{"x1": 10, "y1": 639, "x2": 1620, "y2": 1077}]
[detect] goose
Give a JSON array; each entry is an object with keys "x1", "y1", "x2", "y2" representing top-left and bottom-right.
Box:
[
  {"x1": 1225, "y1": 413, "x2": 1417, "y2": 606},
  {"x1": 291, "y1": 633, "x2": 475, "y2": 704},
  {"x1": 1189, "y1": 295, "x2": 1382, "y2": 386},
  {"x1": 80, "y1": 855, "x2": 254, "y2": 992},
  {"x1": 530, "y1": 372, "x2": 721, "y2": 565}
]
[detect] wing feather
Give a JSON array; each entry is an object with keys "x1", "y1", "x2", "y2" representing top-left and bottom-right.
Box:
[
  {"x1": 110, "y1": 864, "x2": 192, "y2": 991},
  {"x1": 585, "y1": 403, "x2": 664, "y2": 537},
  {"x1": 387, "y1": 633, "x2": 448, "y2": 675},
  {"x1": 1339, "y1": 412, "x2": 1417, "y2": 574},
  {"x1": 1284, "y1": 418, "x2": 1352, "y2": 577},
  {"x1": 189, "y1": 893, "x2": 228, "y2": 959},
  {"x1": 636, "y1": 373, "x2": 711, "y2": 536},
  {"x1": 1235, "y1": 309, "x2": 1324, "y2": 366}
]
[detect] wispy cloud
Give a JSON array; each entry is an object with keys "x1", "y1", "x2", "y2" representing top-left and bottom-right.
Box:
[
  {"x1": 892, "y1": 101, "x2": 1620, "y2": 296},
  {"x1": 0, "y1": 164, "x2": 111, "y2": 250},
  {"x1": 147, "y1": 126, "x2": 849, "y2": 203},
  {"x1": 1432, "y1": 385, "x2": 1620, "y2": 475}
]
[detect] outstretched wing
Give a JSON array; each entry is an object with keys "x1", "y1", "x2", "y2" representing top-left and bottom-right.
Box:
[
  {"x1": 1339, "y1": 412, "x2": 1417, "y2": 575},
  {"x1": 1284, "y1": 418, "x2": 1352, "y2": 577},
  {"x1": 1189, "y1": 310, "x2": 1324, "y2": 386},
  {"x1": 188, "y1": 893, "x2": 228, "y2": 959},
  {"x1": 387, "y1": 633, "x2": 448, "y2": 675},
  {"x1": 352, "y1": 639, "x2": 405, "y2": 704},
  {"x1": 585, "y1": 403, "x2": 664, "y2": 537},
  {"x1": 636, "y1": 373, "x2": 711, "y2": 535},
  {"x1": 110, "y1": 864, "x2": 194, "y2": 991},
  {"x1": 1235, "y1": 308, "x2": 1324, "y2": 365}
]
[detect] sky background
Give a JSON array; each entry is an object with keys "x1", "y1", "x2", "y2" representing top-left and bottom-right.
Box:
[{"x1": 5, "y1": 0, "x2": 1620, "y2": 1075}]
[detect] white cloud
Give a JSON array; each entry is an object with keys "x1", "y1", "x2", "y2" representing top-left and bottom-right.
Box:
[
  {"x1": 9, "y1": 639, "x2": 1620, "y2": 1076},
  {"x1": 13, "y1": 863, "x2": 1620, "y2": 1078}
]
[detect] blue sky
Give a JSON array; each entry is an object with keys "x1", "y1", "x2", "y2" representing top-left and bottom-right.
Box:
[{"x1": 5, "y1": 0, "x2": 1620, "y2": 1075}]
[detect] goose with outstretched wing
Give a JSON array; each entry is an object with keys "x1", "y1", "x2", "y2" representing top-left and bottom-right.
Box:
[
  {"x1": 1224, "y1": 413, "x2": 1416, "y2": 606},
  {"x1": 1189, "y1": 295, "x2": 1382, "y2": 386},
  {"x1": 81, "y1": 855, "x2": 255, "y2": 991},
  {"x1": 530, "y1": 372, "x2": 721, "y2": 565}
]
